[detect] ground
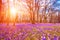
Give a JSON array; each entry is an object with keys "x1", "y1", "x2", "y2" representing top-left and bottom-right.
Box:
[{"x1": 0, "y1": 23, "x2": 60, "y2": 40}]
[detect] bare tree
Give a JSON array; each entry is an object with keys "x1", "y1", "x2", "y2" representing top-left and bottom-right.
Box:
[
  {"x1": 0, "y1": 0, "x2": 2, "y2": 23},
  {"x1": 26, "y1": 0, "x2": 35, "y2": 24}
]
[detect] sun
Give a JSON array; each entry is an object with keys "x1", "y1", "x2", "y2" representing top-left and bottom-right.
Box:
[
  {"x1": 10, "y1": 7, "x2": 17, "y2": 19},
  {"x1": 10, "y1": 7, "x2": 17, "y2": 15}
]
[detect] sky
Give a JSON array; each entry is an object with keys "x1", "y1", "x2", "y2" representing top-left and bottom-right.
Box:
[{"x1": 52, "y1": 0, "x2": 60, "y2": 11}]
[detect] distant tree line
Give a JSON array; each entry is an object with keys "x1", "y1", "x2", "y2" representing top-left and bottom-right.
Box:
[{"x1": 0, "y1": 0, "x2": 60, "y2": 24}]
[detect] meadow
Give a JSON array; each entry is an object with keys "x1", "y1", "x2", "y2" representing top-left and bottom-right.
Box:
[{"x1": 0, "y1": 23, "x2": 60, "y2": 40}]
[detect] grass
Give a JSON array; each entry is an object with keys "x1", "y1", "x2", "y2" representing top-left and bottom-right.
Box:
[{"x1": 0, "y1": 23, "x2": 60, "y2": 40}]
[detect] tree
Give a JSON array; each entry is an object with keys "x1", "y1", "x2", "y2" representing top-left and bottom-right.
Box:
[
  {"x1": 26, "y1": 0, "x2": 35, "y2": 24},
  {"x1": 0, "y1": 0, "x2": 2, "y2": 23}
]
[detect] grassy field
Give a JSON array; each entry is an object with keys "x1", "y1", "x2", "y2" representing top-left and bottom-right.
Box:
[{"x1": 0, "y1": 23, "x2": 60, "y2": 40}]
